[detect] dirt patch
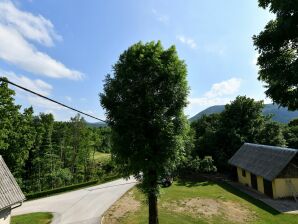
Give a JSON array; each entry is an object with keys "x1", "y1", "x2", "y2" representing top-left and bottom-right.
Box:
[
  {"x1": 102, "y1": 190, "x2": 141, "y2": 224},
  {"x1": 162, "y1": 197, "x2": 256, "y2": 223},
  {"x1": 162, "y1": 198, "x2": 220, "y2": 217},
  {"x1": 222, "y1": 200, "x2": 255, "y2": 223}
]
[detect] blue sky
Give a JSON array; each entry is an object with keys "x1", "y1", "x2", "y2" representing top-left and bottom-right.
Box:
[{"x1": 0, "y1": 0, "x2": 274, "y2": 122}]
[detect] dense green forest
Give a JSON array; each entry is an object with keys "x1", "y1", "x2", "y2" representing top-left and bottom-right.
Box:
[
  {"x1": 190, "y1": 96, "x2": 298, "y2": 170},
  {"x1": 0, "y1": 80, "x2": 112, "y2": 193},
  {"x1": 1, "y1": 79, "x2": 298, "y2": 194}
]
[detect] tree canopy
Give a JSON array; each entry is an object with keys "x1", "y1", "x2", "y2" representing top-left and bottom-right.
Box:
[
  {"x1": 253, "y1": 0, "x2": 298, "y2": 110},
  {"x1": 100, "y1": 41, "x2": 189, "y2": 224},
  {"x1": 0, "y1": 78, "x2": 114, "y2": 193}
]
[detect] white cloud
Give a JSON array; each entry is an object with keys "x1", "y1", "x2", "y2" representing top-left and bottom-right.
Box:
[
  {"x1": 0, "y1": 0, "x2": 61, "y2": 46},
  {"x1": 27, "y1": 95, "x2": 64, "y2": 110},
  {"x1": 185, "y1": 78, "x2": 242, "y2": 116},
  {"x1": 1, "y1": 70, "x2": 65, "y2": 111},
  {"x1": 0, "y1": 1, "x2": 83, "y2": 80},
  {"x1": 0, "y1": 71, "x2": 98, "y2": 121},
  {"x1": 176, "y1": 35, "x2": 197, "y2": 49},
  {"x1": 205, "y1": 78, "x2": 241, "y2": 98},
  {"x1": 152, "y1": 9, "x2": 169, "y2": 24},
  {"x1": 3, "y1": 70, "x2": 52, "y2": 95}
]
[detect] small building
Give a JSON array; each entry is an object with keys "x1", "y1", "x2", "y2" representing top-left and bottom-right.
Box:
[
  {"x1": 229, "y1": 143, "x2": 298, "y2": 199},
  {"x1": 0, "y1": 156, "x2": 25, "y2": 224}
]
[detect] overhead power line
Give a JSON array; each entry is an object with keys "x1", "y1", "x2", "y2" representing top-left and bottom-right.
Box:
[{"x1": 0, "y1": 77, "x2": 107, "y2": 123}]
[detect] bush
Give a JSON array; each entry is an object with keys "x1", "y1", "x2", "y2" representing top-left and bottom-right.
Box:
[
  {"x1": 198, "y1": 156, "x2": 217, "y2": 173},
  {"x1": 25, "y1": 172, "x2": 122, "y2": 200},
  {"x1": 178, "y1": 156, "x2": 217, "y2": 175},
  {"x1": 25, "y1": 180, "x2": 98, "y2": 200}
]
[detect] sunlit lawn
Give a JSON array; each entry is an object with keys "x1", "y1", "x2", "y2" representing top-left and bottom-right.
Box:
[
  {"x1": 104, "y1": 177, "x2": 298, "y2": 224},
  {"x1": 11, "y1": 212, "x2": 52, "y2": 224},
  {"x1": 93, "y1": 151, "x2": 111, "y2": 163}
]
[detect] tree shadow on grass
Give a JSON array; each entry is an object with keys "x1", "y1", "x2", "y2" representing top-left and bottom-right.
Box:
[
  {"x1": 216, "y1": 181, "x2": 280, "y2": 216},
  {"x1": 176, "y1": 174, "x2": 216, "y2": 188}
]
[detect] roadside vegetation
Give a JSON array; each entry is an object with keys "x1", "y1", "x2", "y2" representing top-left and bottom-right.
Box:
[
  {"x1": 11, "y1": 212, "x2": 52, "y2": 224},
  {"x1": 100, "y1": 41, "x2": 190, "y2": 223},
  {"x1": 190, "y1": 96, "x2": 296, "y2": 171},
  {"x1": 0, "y1": 1, "x2": 297, "y2": 223},
  {"x1": 93, "y1": 151, "x2": 111, "y2": 163},
  {"x1": 0, "y1": 79, "x2": 115, "y2": 195},
  {"x1": 103, "y1": 177, "x2": 297, "y2": 224}
]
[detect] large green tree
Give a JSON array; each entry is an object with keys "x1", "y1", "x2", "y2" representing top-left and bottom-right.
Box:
[
  {"x1": 217, "y1": 96, "x2": 266, "y2": 169},
  {"x1": 191, "y1": 113, "x2": 221, "y2": 159},
  {"x1": 0, "y1": 78, "x2": 35, "y2": 186},
  {"x1": 284, "y1": 118, "x2": 298, "y2": 149},
  {"x1": 100, "y1": 41, "x2": 189, "y2": 224},
  {"x1": 258, "y1": 121, "x2": 286, "y2": 146},
  {"x1": 0, "y1": 78, "x2": 21, "y2": 163},
  {"x1": 253, "y1": 0, "x2": 298, "y2": 110}
]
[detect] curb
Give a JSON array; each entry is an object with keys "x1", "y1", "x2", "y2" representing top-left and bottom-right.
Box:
[
  {"x1": 100, "y1": 216, "x2": 105, "y2": 224},
  {"x1": 100, "y1": 179, "x2": 137, "y2": 224}
]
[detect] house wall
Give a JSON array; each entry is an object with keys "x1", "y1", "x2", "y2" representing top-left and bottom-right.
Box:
[
  {"x1": 0, "y1": 208, "x2": 11, "y2": 224},
  {"x1": 272, "y1": 178, "x2": 298, "y2": 199},
  {"x1": 257, "y1": 176, "x2": 264, "y2": 193},
  {"x1": 237, "y1": 167, "x2": 266, "y2": 194},
  {"x1": 237, "y1": 167, "x2": 251, "y2": 187}
]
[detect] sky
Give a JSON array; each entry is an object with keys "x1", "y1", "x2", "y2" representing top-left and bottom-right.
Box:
[{"x1": 0, "y1": 0, "x2": 275, "y2": 122}]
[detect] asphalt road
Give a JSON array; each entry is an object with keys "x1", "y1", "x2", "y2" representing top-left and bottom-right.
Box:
[{"x1": 12, "y1": 178, "x2": 137, "y2": 224}]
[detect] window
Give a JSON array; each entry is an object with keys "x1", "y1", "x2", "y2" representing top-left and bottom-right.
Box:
[{"x1": 242, "y1": 169, "x2": 246, "y2": 177}]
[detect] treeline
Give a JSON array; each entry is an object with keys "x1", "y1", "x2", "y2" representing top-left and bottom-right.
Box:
[
  {"x1": 2, "y1": 78, "x2": 298, "y2": 191},
  {"x1": 190, "y1": 96, "x2": 298, "y2": 170},
  {"x1": 0, "y1": 80, "x2": 112, "y2": 193}
]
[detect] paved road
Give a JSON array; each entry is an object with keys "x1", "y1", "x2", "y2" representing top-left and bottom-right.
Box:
[{"x1": 12, "y1": 178, "x2": 137, "y2": 224}]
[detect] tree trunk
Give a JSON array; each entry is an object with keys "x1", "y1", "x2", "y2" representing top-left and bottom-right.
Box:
[
  {"x1": 148, "y1": 191, "x2": 159, "y2": 224},
  {"x1": 148, "y1": 169, "x2": 159, "y2": 224}
]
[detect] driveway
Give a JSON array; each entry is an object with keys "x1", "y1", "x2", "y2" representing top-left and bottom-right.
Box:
[{"x1": 12, "y1": 177, "x2": 137, "y2": 224}]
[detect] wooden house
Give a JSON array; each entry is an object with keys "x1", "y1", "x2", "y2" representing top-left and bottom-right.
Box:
[
  {"x1": 0, "y1": 156, "x2": 25, "y2": 224},
  {"x1": 229, "y1": 143, "x2": 298, "y2": 199}
]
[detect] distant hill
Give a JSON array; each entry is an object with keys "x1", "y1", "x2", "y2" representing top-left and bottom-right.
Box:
[
  {"x1": 85, "y1": 121, "x2": 107, "y2": 128},
  {"x1": 189, "y1": 105, "x2": 225, "y2": 122},
  {"x1": 189, "y1": 104, "x2": 298, "y2": 124}
]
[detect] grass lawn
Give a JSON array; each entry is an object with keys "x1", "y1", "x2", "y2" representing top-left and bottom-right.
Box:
[
  {"x1": 103, "y1": 177, "x2": 297, "y2": 224},
  {"x1": 93, "y1": 151, "x2": 111, "y2": 163},
  {"x1": 11, "y1": 212, "x2": 52, "y2": 224}
]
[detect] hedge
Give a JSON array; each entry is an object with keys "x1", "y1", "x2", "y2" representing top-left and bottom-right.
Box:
[
  {"x1": 25, "y1": 180, "x2": 98, "y2": 200},
  {"x1": 25, "y1": 174, "x2": 121, "y2": 200}
]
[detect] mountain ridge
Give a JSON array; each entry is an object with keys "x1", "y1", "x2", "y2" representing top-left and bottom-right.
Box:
[{"x1": 189, "y1": 104, "x2": 298, "y2": 123}]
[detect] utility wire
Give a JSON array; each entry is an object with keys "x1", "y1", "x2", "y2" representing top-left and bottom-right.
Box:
[{"x1": 0, "y1": 77, "x2": 107, "y2": 123}]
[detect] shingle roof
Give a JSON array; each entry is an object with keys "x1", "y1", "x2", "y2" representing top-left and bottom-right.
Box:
[
  {"x1": 0, "y1": 155, "x2": 25, "y2": 211},
  {"x1": 228, "y1": 143, "x2": 298, "y2": 181}
]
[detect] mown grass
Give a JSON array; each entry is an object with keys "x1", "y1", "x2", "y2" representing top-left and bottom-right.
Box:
[
  {"x1": 107, "y1": 177, "x2": 298, "y2": 224},
  {"x1": 93, "y1": 151, "x2": 111, "y2": 163},
  {"x1": 11, "y1": 212, "x2": 52, "y2": 224}
]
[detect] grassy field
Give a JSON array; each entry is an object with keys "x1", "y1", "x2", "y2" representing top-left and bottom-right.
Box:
[
  {"x1": 93, "y1": 151, "x2": 111, "y2": 163},
  {"x1": 103, "y1": 177, "x2": 298, "y2": 224},
  {"x1": 11, "y1": 212, "x2": 52, "y2": 224}
]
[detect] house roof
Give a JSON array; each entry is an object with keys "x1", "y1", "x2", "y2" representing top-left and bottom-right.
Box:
[
  {"x1": 0, "y1": 156, "x2": 25, "y2": 211},
  {"x1": 228, "y1": 143, "x2": 298, "y2": 181}
]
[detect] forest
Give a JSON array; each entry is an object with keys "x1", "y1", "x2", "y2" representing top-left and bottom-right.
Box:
[
  {"x1": 0, "y1": 80, "x2": 113, "y2": 194},
  {"x1": 1, "y1": 78, "x2": 298, "y2": 194},
  {"x1": 190, "y1": 96, "x2": 298, "y2": 171}
]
